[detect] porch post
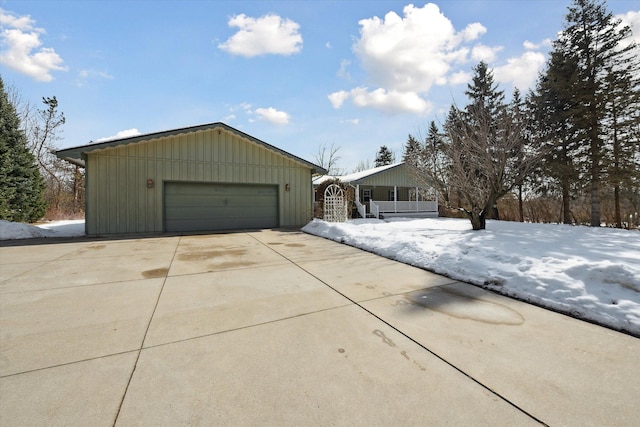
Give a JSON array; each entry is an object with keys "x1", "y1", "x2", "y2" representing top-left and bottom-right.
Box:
[
  {"x1": 435, "y1": 189, "x2": 438, "y2": 212},
  {"x1": 416, "y1": 186, "x2": 419, "y2": 212},
  {"x1": 356, "y1": 184, "x2": 360, "y2": 203},
  {"x1": 394, "y1": 186, "x2": 397, "y2": 213}
]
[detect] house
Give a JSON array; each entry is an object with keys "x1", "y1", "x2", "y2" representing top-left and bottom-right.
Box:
[
  {"x1": 313, "y1": 162, "x2": 438, "y2": 219},
  {"x1": 56, "y1": 122, "x2": 326, "y2": 235}
]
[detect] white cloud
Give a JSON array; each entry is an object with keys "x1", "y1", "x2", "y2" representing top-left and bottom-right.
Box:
[
  {"x1": 354, "y1": 3, "x2": 485, "y2": 93},
  {"x1": 471, "y1": 44, "x2": 502, "y2": 62},
  {"x1": 449, "y1": 70, "x2": 471, "y2": 85},
  {"x1": 616, "y1": 10, "x2": 640, "y2": 49},
  {"x1": 75, "y1": 69, "x2": 114, "y2": 87},
  {"x1": 338, "y1": 2, "x2": 497, "y2": 114},
  {"x1": 218, "y1": 13, "x2": 302, "y2": 57},
  {"x1": 255, "y1": 107, "x2": 290, "y2": 125},
  {"x1": 494, "y1": 51, "x2": 546, "y2": 90},
  {"x1": 96, "y1": 128, "x2": 141, "y2": 142},
  {"x1": 0, "y1": 8, "x2": 67, "y2": 82},
  {"x1": 0, "y1": 7, "x2": 35, "y2": 30},
  {"x1": 337, "y1": 59, "x2": 351, "y2": 80},
  {"x1": 460, "y1": 22, "x2": 487, "y2": 42},
  {"x1": 330, "y1": 87, "x2": 431, "y2": 115},
  {"x1": 328, "y1": 90, "x2": 350, "y2": 108},
  {"x1": 523, "y1": 38, "x2": 552, "y2": 50},
  {"x1": 340, "y1": 118, "x2": 359, "y2": 125}
]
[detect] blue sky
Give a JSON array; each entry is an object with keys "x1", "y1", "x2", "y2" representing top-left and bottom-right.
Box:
[{"x1": 2, "y1": 0, "x2": 638, "y2": 172}]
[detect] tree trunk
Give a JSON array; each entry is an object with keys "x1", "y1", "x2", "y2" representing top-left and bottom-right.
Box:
[
  {"x1": 614, "y1": 184, "x2": 621, "y2": 228},
  {"x1": 589, "y1": 65, "x2": 601, "y2": 227},
  {"x1": 561, "y1": 174, "x2": 572, "y2": 224},
  {"x1": 73, "y1": 165, "x2": 81, "y2": 214},
  {"x1": 590, "y1": 147, "x2": 600, "y2": 227},
  {"x1": 468, "y1": 209, "x2": 486, "y2": 230},
  {"x1": 518, "y1": 184, "x2": 524, "y2": 222}
]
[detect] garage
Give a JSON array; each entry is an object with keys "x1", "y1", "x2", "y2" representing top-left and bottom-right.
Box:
[
  {"x1": 56, "y1": 122, "x2": 325, "y2": 235},
  {"x1": 164, "y1": 182, "x2": 278, "y2": 232}
]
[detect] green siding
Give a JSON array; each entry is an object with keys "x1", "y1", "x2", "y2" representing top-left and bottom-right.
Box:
[
  {"x1": 355, "y1": 164, "x2": 421, "y2": 187},
  {"x1": 85, "y1": 127, "x2": 313, "y2": 235}
]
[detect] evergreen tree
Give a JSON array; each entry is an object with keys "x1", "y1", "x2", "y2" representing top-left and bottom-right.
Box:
[
  {"x1": 509, "y1": 88, "x2": 530, "y2": 222},
  {"x1": 402, "y1": 134, "x2": 422, "y2": 163},
  {"x1": 374, "y1": 145, "x2": 394, "y2": 167},
  {"x1": 0, "y1": 77, "x2": 47, "y2": 222},
  {"x1": 423, "y1": 120, "x2": 450, "y2": 205},
  {"x1": 531, "y1": 47, "x2": 583, "y2": 224},
  {"x1": 602, "y1": 57, "x2": 640, "y2": 227},
  {"x1": 464, "y1": 61, "x2": 505, "y2": 130},
  {"x1": 438, "y1": 63, "x2": 542, "y2": 230},
  {"x1": 560, "y1": 0, "x2": 639, "y2": 226},
  {"x1": 461, "y1": 61, "x2": 507, "y2": 221}
]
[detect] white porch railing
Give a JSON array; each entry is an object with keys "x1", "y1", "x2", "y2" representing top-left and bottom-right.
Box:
[
  {"x1": 370, "y1": 201, "x2": 380, "y2": 219},
  {"x1": 355, "y1": 199, "x2": 367, "y2": 219},
  {"x1": 370, "y1": 200, "x2": 437, "y2": 219}
]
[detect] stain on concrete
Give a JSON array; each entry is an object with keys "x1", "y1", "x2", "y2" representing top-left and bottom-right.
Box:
[
  {"x1": 142, "y1": 268, "x2": 169, "y2": 279},
  {"x1": 87, "y1": 244, "x2": 106, "y2": 250},
  {"x1": 373, "y1": 329, "x2": 396, "y2": 347},
  {"x1": 406, "y1": 286, "x2": 525, "y2": 326},
  {"x1": 177, "y1": 249, "x2": 246, "y2": 262},
  {"x1": 207, "y1": 261, "x2": 256, "y2": 270},
  {"x1": 285, "y1": 243, "x2": 305, "y2": 248}
]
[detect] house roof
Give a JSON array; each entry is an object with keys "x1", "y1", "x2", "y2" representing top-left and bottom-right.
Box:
[
  {"x1": 56, "y1": 122, "x2": 327, "y2": 174},
  {"x1": 313, "y1": 162, "x2": 405, "y2": 186}
]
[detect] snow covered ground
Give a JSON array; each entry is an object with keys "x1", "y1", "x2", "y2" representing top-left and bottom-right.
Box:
[
  {"x1": 303, "y1": 218, "x2": 640, "y2": 337},
  {"x1": 0, "y1": 220, "x2": 85, "y2": 240}
]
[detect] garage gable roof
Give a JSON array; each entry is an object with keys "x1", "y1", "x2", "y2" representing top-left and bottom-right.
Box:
[{"x1": 56, "y1": 122, "x2": 327, "y2": 174}]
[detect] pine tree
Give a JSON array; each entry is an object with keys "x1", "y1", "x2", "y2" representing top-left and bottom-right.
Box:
[
  {"x1": 0, "y1": 77, "x2": 47, "y2": 222},
  {"x1": 509, "y1": 88, "x2": 529, "y2": 222},
  {"x1": 438, "y1": 63, "x2": 542, "y2": 230},
  {"x1": 560, "y1": 0, "x2": 639, "y2": 226},
  {"x1": 403, "y1": 134, "x2": 422, "y2": 163},
  {"x1": 464, "y1": 61, "x2": 505, "y2": 129},
  {"x1": 531, "y1": 46, "x2": 583, "y2": 224},
  {"x1": 374, "y1": 145, "x2": 394, "y2": 167},
  {"x1": 603, "y1": 57, "x2": 640, "y2": 227}
]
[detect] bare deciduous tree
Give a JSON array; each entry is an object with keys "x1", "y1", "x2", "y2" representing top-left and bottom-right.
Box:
[
  {"x1": 441, "y1": 104, "x2": 543, "y2": 230},
  {"x1": 9, "y1": 86, "x2": 85, "y2": 218},
  {"x1": 313, "y1": 142, "x2": 343, "y2": 175}
]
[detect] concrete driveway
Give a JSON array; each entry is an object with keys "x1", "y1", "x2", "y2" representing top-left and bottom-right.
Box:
[{"x1": 1, "y1": 230, "x2": 638, "y2": 426}]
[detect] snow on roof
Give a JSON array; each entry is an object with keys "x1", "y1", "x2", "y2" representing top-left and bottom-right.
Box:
[{"x1": 313, "y1": 162, "x2": 404, "y2": 186}]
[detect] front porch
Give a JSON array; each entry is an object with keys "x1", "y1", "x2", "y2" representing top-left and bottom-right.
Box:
[{"x1": 355, "y1": 185, "x2": 438, "y2": 219}]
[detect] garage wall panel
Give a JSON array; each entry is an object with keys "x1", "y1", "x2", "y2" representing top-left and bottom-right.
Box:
[{"x1": 84, "y1": 127, "x2": 314, "y2": 234}]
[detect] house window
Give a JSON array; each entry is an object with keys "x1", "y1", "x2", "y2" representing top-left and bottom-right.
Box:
[
  {"x1": 388, "y1": 190, "x2": 395, "y2": 201},
  {"x1": 362, "y1": 189, "x2": 371, "y2": 203}
]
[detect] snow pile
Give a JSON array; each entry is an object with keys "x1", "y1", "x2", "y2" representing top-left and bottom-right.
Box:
[
  {"x1": 0, "y1": 220, "x2": 85, "y2": 240},
  {"x1": 302, "y1": 218, "x2": 640, "y2": 336}
]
